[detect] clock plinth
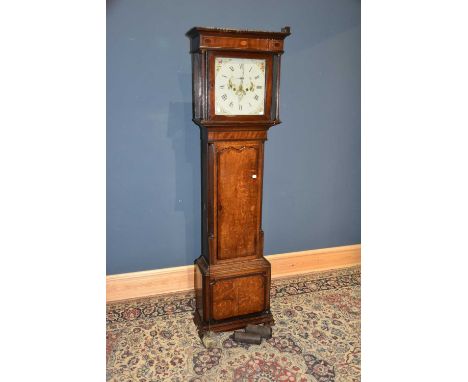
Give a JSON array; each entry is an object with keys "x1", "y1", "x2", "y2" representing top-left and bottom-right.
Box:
[
  {"x1": 194, "y1": 255, "x2": 274, "y2": 335},
  {"x1": 187, "y1": 26, "x2": 290, "y2": 336}
]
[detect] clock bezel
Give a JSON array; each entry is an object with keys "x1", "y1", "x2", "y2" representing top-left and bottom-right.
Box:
[{"x1": 208, "y1": 51, "x2": 273, "y2": 122}]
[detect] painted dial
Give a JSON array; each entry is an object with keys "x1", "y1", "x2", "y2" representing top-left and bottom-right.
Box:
[{"x1": 214, "y1": 57, "x2": 266, "y2": 115}]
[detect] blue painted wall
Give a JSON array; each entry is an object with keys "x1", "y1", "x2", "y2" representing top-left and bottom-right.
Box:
[{"x1": 107, "y1": 0, "x2": 360, "y2": 275}]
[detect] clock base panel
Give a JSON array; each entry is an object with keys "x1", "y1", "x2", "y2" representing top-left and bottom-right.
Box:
[{"x1": 194, "y1": 256, "x2": 273, "y2": 335}]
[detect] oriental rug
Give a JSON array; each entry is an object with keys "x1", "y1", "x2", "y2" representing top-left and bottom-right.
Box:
[{"x1": 106, "y1": 266, "x2": 360, "y2": 382}]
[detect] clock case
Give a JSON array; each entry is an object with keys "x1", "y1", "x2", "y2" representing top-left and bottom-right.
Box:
[{"x1": 186, "y1": 26, "x2": 290, "y2": 335}]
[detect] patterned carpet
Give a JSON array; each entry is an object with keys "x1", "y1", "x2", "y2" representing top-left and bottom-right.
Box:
[{"x1": 106, "y1": 266, "x2": 360, "y2": 382}]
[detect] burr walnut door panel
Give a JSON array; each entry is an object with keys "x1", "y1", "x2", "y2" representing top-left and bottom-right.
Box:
[
  {"x1": 216, "y1": 143, "x2": 262, "y2": 261},
  {"x1": 211, "y1": 274, "x2": 265, "y2": 321}
]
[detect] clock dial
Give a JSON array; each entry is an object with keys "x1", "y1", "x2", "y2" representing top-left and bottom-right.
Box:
[{"x1": 215, "y1": 57, "x2": 266, "y2": 115}]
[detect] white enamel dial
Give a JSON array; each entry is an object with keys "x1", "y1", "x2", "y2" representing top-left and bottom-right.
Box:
[{"x1": 214, "y1": 57, "x2": 266, "y2": 115}]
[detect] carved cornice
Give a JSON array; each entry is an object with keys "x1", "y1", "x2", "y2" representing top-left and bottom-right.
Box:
[{"x1": 186, "y1": 26, "x2": 291, "y2": 40}]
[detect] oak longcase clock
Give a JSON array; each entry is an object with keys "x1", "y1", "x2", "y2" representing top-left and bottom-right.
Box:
[{"x1": 186, "y1": 26, "x2": 290, "y2": 336}]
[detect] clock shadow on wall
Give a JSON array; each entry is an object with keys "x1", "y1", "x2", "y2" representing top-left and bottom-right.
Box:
[{"x1": 167, "y1": 73, "x2": 201, "y2": 265}]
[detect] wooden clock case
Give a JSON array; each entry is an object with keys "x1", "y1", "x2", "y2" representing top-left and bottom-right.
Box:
[{"x1": 186, "y1": 26, "x2": 290, "y2": 335}]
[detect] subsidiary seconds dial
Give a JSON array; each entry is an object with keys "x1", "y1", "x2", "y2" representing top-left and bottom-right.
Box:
[{"x1": 214, "y1": 57, "x2": 266, "y2": 116}]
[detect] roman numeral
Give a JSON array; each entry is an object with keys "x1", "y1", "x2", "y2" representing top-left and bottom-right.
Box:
[
  {"x1": 229, "y1": 66, "x2": 234, "y2": 71},
  {"x1": 249, "y1": 67, "x2": 252, "y2": 72},
  {"x1": 238, "y1": 105, "x2": 243, "y2": 111},
  {"x1": 254, "y1": 94, "x2": 259, "y2": 101},
  {"x1": 239, "y1": 63, "x2": 244, "y2": 70},
  {"x1": 219, "y1": 85, "x2": 225, "y2": 89},
  {"x1": 255, "y1": 75, "x2": 259, "y2": 79},
  {"x1": 256, "y1": 85, "x2": 262, "y2": 89},
  {"x1": 229, "y1": 101, "x2": 234, "y2": 108},
  {"x1": 221, "y1": 94, "x2": 227, "y2": 101},
  {"x1": 222, "y1": 75, "x2": 227, "y2": 78}
]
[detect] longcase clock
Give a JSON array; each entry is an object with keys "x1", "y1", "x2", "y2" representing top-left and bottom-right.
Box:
[{"x1": 186, "y1": 26, "x2": 290, "y2": 336}]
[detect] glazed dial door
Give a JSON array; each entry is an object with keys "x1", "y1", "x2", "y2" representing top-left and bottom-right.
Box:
[{"x1": 214, "y1": 57, "x2": 266, "y2": 115}]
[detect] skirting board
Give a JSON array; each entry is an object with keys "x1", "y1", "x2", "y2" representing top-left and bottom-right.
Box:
[{"x1": 106, "y1": 244, "x2": 360, "y2": 303}]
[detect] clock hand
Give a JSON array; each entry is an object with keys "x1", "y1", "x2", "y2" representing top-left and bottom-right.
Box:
[
  {"x1": 239, "y1": 65, "x2": 245, "y2": 99},
  {"x1": 236, "y1": 83, "x2": 244, "y2": 103}
]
